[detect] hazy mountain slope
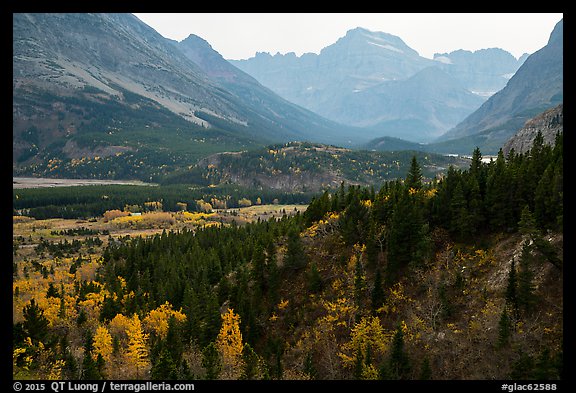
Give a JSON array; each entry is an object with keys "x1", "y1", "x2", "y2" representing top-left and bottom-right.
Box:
[
  {"x1": 172, "y1": 34, "x2": 372, "y2": 145},
  {"x1": 231, "y1": 27, "x2": 525, "y2": 143},
  {"x1": 337, "y1": 66, "x2": 485, "y2": 142},
  {"x1": 231, "y1": 27, "x2": 433, "y2": 113},
  {"x1": 435, "y1": 19, "x2": 563, "y2": 152},
  {"x1": 13, "y1": 13, "x2": 369, "y2": 179},
  {"x1": 432, "y1": 48, "x2": 527, "y2": 97}
]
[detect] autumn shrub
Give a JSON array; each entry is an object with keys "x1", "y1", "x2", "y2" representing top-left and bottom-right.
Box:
[
  {"x1": 141, "y1": 212, "x2": 175, "y2": 228},
  {"x1": 103, "y1": 209, "x2": 130, "y2": 222}
]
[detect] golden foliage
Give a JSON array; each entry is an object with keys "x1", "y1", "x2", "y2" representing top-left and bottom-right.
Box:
[
  {"x1": 125, "y1": 314, "x2": 149, "y2": 378},
  {"x1": 339, "y1": 316, "x2": 390, "y2": 367},
  {"x1": 216, "y1": 308, "x2": 244, "y2": 362},
  {"x1": 109, "y1": 313, "x2": 132, "y2": 340},
  {"x1": 142, "y1": 301, "x2": 187, "y2": 339},
  {"x1": 103, "y1": 209, "x2": 130, "y2": 222},
  {"x1": 216, "y1": 308, "x2": 244, "y2": 379},
  {"x1": 93, "y1": 325, "x2": 113, "y2": 363}
]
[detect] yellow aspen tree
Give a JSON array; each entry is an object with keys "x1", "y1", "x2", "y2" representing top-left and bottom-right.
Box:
[
  {"x1": 125, "y1": 314, "x2": 149, "y2": 378},
  {"x1": 93, "y1": 325, "x2": 113, "y2": 363},
  {"x1": 216, "y1": 308, "x2": 244, "y2": 379},
  {"x1": 142, "y1": 301, "x2": 187, "y2": 339},
  {"x1": 339, "y1": 315, "x2": 390, "y2": 369}
]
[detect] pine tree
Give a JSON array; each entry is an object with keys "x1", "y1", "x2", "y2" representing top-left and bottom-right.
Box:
[
  {"x1": 518, "y1": 205, "x2": 539, "y2": 239},
  {"x1": 517, "y1": 241, "x2": 537, "y2": 314},
  {"x1": 419, "y1": 356, "x2": 432, "y2": 380},
  {"x1": 497, "y1": 307, "x2": 512, "y2": 348},
  {"x1": 22, "y1": 298, "x2": 49, "y2": 344},
  {"x1": 241, "y1": 343, "x2": 260, "y2": 380},
  {"x1": 201, "y1": 342, "x2": 221, "y2": 380},
  {"x1": 371, "y1": 268, "x2": 385, "y2": 313},
  {"x1": 353, "y1": 258, "x2": 366, "y2": 309},
  {"x1": 150, "y1": 347, "x2": 178, "y2": 380},
  {"x1": 405, "y1": 155, "x2": 423, "y2": 191},
  {"x1": 307, "y1": 262, "x2": 323, "y2": 293},
  {"x1": 265, "y1": 241, "x2": 280, "y2": 307},
  {"x1": 251, "y1": 243, "x2": 267, "y2": 293},
  {"x1": 81, "y1": 351, "x2": 102, "y2": 380},
  {"x1": 505, "y1": 258, "x2": 518, "y2": 317},
  {"x1": 485, "y1": 149, "x2": 511, "y2": 230},
  {"x1": 388, "y1": 323, "x2": 411, "y2": 379},
  {"x1": 284, "y1": 229, "x2": 307, "y2": 270}
]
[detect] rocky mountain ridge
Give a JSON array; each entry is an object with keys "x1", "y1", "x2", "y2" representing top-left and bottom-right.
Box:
[{"x1": 230, "y1": 27, "x2": 527, "y2": 142}]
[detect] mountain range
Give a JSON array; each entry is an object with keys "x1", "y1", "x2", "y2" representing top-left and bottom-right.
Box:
[
  {"x1": 230, "y1": 27, "x2": 527, "y2": 142},
  {"x1": 13, "y1": 13, "x2": 371, "y2": 176},
  {"x1": 13, "y1": 13, "x2": 563, "y2": 182}
]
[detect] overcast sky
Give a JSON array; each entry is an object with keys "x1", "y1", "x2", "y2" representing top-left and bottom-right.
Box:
[{"x1": 133, "y1": 13, "x2": 562, "y2": 60}]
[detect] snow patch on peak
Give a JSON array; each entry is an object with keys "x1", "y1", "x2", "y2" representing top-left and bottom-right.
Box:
[
  {"x1": 434, "y1": 56, "x2": 453, "y2": 64},
  {"x1": 367, "y1": 41, "x2": 403, "y2": 53}
]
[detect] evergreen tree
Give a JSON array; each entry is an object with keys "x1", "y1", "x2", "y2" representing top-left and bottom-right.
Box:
[
  {"x1": 22, "y1": 299, "x2": 49, "y2": 344},
  {"x1": 419, "y1": 356, "x2": 432, "y2": 380},
  {"x1": 241, "y1": 343, "x2": 260, "y2": 380},
  {"x1": 386, "y1": 187, "x2": 429, "y2": 283},
  {"x1": 81, "y1": 351, "x2": 102, "y2": 380},
  {"x1": 307, "y1": 262, "x2": 323, "y2": 293},
  {"x1": 203, "y1": 290, "x2": 223, "y2": 347},
  {"x1": 265, "y1": 241, "x2": 280, "y2": 307},
  {"x1": 201, "y1": 342, "x2": 221, "y2": 380},
  {"x1": 371, "y1": 268, "x2": 385, "y2": 314},
  {"x1": 151, "y1": 346, "x2": 178, "y2": 380},
  {"x1": 485, "y1": 149, "x2": 511, "y2": 230},
  {"x1": 497, "y1": 307, "x2": 512, "y2": 348},
  {"x1": 81, "y1": 333, "x2": 102, "y2": 380},
  {"x1": 251, "y1": 243, "x2": 267, "y2": 293},
  {"x1": 46, "y1": 282, "x2": 59, "y2": 298},
  {"x1": 339, "y1": 191, "x2": 368, "y2": 246},
  {"x1": 284, "y1": 229, "x2": 307, "y2": 270},
  {"x1": 450, "y1": 181, "x2": 470, "y2": 238},
  {"x1": 353, "y1": 346, "x2": 364, "y2": 379},
  {"x1": 518, "y1": 205, "x2": 539, "y2": 238},
  {"x1": 165, "y1": 315, "x2": 184, "y2": 363},
  {"x1": 505, "y1": 258, "x2": 518, "y2": 317},
  {"x1": 388, "y1": 324, "x2": 411, "y2": 379},
  {"x1": 405, "y1": 155, "x2": 423, "y2": 190},
  {"x1": 469, "y1": 146, "x2": 487, "y2": 198},
  {"x1": 510, "y1": 350, "x2": 535, "y2": 379},
  {"x1": 517, "y1": 241, "x2": 537, "y2": 314}
]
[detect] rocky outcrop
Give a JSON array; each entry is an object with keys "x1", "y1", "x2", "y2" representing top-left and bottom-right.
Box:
[{"x1": 502, "y1": 104, "x2": 563, "y2": 156}]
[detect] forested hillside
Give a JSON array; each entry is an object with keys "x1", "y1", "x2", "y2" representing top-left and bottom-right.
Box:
[{"x1": 12, "y1": 131, "x2": 563, "y2": 380}]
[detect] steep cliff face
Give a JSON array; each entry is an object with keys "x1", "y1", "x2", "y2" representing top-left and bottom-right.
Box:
[{"x1": 502, "y1": 104, "x2": 563, "y2": 156}]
